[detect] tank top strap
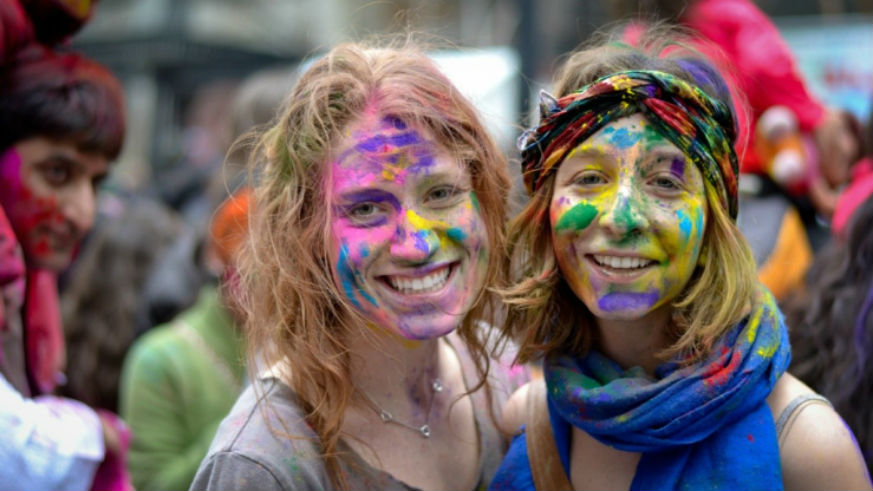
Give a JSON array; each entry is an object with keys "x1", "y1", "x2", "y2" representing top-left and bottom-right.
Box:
[{"x1": 775, "y1": 393, "x2": 832, "y2": 441}]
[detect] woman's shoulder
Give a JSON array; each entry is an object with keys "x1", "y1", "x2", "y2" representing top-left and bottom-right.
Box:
[
  {"x1": 768, "y1": 373, "x2": 872, "y2": 490},
  {"x1": 191, "y1": 378, "x2": 330, "y2": 491}
]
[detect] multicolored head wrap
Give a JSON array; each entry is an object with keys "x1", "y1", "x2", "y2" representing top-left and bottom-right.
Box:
[{"x1": 519, "y1": 70, "x2": 739, "y2": 219}]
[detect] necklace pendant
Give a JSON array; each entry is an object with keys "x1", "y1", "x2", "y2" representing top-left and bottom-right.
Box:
[
  {"x1": 419, "y1": 424, "x2": 431, "y2": 438},
  {"x1": 379, "y1": 409, "x2": 393, "y2": 423},
  {"x1": 432, "y1": 379, "x2": 443, "y2": 392}
]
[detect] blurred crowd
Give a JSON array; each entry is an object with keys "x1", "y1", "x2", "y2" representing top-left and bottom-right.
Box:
[{"x1": 1, "y1": 0, "x2": 872, "y2": 490}]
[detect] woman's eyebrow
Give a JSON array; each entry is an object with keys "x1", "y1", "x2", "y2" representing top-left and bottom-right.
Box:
[
  {"x1": 418, "y1": 169, "x2": 467, "y2": 184},
  {"x1": 566, "y1": 144, "x2": 609, "y2": 161},
  {"x1": 641, "y1": 149, "x2": 689, "y2": 175},
  {"x1": 337, "y1": 189, "x2": 401, "y2": 210}
]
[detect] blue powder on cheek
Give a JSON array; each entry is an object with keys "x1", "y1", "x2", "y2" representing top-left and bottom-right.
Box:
[
  {"x1": 692, "y1": 210, "x2": 705, "y2": 259},
  {"x1": 337, "y1": 244, "x2": 361, "y2": 308},
  {"x1": 598, "y1": 291, "x2": 660, "y2": 312},
  {"x1": 677, "y1": 209, "x2": 693, "y2": 241},
  {"x1": 447, "y1": 227, "x2": 466, "y2": 242},
  {"x1": 337, "y1": 243, "x2": 378, "y2": 308}
]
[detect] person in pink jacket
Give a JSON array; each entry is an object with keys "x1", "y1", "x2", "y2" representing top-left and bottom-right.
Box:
[{"x1": 624, "y1": 0, "x2": 855, "y2": 217}]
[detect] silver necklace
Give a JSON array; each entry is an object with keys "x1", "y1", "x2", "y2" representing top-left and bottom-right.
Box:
[{"x1": 359, "y1": 378, "x2": 443, "y2": 438}]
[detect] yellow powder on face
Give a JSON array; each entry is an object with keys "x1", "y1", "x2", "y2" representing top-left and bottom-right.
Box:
[{"x1": 405, "y1": 209, "x2": 453, "y2": 250}]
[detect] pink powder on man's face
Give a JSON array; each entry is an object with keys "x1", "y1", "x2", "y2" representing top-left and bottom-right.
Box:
[
  {"x1": 0, "y1": 147, "x2": 22, "y2": 184},
  {"x1": 0, "y1": 147, "x2": 69, "y2": 268}
]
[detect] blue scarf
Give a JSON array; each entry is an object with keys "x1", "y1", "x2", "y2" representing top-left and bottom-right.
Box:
[{"x1": 545, "y1": 288, "x2": 791, "y2": 489}]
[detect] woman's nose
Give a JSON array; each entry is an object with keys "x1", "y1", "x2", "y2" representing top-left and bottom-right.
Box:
[
  {"x1": 598, "y1": 187, "x2": 648, "y2": 240},
  {"x1": 390, "y1": 210, "x2": 440, "y2": 262}
]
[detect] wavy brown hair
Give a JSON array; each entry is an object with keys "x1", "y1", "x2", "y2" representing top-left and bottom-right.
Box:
[
  {"x1": 239, "y1": 40, "x2": 510, "y2": 489},
  {"x1": 788, "y1": 194, "x2": 873, "y2": 470},
  {"x1": 502, "y1": 28, "x2": 758, "y2": 364}
]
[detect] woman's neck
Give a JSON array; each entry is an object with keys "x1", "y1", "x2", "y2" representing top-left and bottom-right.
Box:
[
  {"x1": 593, "y1": 306, "x2": 672, "y2": 376},
  {"x1": 347, "y1": 323, "x2": 445, "y2": 409}
]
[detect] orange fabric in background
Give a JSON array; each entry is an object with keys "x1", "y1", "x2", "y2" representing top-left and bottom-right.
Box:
[
  {"x1": 210, "y1": 188, "x2": 251, "y2": 266},
  {"x1": 757, "y1": 205, "x2": 812, "y2": 301}
]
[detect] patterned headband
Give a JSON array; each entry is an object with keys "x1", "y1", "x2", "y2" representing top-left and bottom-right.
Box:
[{"x1": 519, "y1": 70, "x2": 739, "y2": 219}]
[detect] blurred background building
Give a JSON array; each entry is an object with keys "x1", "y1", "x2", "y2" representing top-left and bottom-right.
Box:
[{"x1": 70, "y1": 0, "x2": 873, "y2": 194}]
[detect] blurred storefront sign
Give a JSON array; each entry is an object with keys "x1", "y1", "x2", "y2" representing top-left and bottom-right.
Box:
[{"x1": 778, "y1": 15, "x2": 873, "y2": 121}]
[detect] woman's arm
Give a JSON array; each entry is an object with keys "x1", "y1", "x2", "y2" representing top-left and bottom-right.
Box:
[
  {"x1": 499, "y1": 382, "x2": 531, "y2": 436},
  {"x1": 770, "y1": 374, "x2": 872, "y2": 490}
]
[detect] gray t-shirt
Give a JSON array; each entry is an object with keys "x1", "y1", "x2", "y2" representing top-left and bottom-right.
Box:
[{"x1": 190, "y1": 333, "x2": 526, "y2": 491}]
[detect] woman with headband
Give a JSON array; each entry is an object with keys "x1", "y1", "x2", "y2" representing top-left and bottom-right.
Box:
[{"x1": 489, "y1": 30, "x2": 871, "y2": 491}]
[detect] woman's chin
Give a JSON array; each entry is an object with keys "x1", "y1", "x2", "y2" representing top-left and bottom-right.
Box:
[{"x1": 393, "y1": 313, "x2": 464, "y2": 341}]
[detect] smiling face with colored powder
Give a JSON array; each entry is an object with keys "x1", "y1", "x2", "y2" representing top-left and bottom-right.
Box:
[
  {"x1": 327, "y1": 112, "x2": 489, "y2": 340},
  {"x1": 550, "y1": 113, "x2": 708, "y2": 322}
]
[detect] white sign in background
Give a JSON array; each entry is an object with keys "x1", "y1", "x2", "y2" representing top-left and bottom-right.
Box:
[{"x1": 778, "y1": 16, "x2": 873, "y2": 123}]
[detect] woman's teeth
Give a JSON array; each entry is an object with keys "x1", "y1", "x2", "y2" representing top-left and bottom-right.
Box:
[
  {"x1": 388, "y1": 267, "x2": 450, "y2": 294},
  {"x1": 593, "y1": 255, "x2": 653, "y2": 269}
]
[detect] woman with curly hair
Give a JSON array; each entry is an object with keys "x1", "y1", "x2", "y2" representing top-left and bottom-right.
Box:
[
  {"x1": 789, "y1": 192, "x2": 873, "y2": 473},
  {"x1": 191, "y1": 40, "x2": 525, "y2": 491},
  {"x1": 488, "y1": 29, "x2": 870, "y2": 490}
]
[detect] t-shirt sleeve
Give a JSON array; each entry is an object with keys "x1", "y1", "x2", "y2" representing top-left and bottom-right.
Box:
[{"x1": 190, "y1": 451, "x2": 286, "y2": 491}]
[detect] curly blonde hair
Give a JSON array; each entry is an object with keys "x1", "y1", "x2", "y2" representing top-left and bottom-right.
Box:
[
  {"x1": 502, "y1": 28, "x2": 758, "y2": 364},
  {"x1": 239, "y1": 40, "x2": 510, "y2": 488}
]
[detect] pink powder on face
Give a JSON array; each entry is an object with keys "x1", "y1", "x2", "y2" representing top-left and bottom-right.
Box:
[
  {"x1": 0, "y1": 148, "x2": 68, "y2": 266},
  {"x1": 327, "y1": 117, "x2": 489, "y2": 341},
  {"x1": 0, "y1": 147, "x2": 23, "y2": 185}
]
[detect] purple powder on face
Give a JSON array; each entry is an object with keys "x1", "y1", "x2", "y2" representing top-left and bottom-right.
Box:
[
  {"x1": 355, "y1": 131, "x2": 421, "y2": 153},
  {"x1": 408, "y1": 150, "x2": 435, "y2": 173},
  {"x1": 670, "y1": 157, "x2": 686, "y2": 178},
  {"x1": 598, "y1": 291, "x2": 660, "y2": 312},
  {"x1": 340, "y1": 189, "x2": 401, "y2": 211}
]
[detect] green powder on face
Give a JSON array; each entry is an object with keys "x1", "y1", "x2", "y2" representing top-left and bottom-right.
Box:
[
  {"x1": 470, "y1": 192, "x2": 480, "y2": 212},
  {"x1": 555, "y1": 202, "x2": 598, "y2": 231}
]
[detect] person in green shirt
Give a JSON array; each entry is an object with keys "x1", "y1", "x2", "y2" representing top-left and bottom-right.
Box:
[{"x1": 120, "y1": 189, "x2": 250, "y2": 491}]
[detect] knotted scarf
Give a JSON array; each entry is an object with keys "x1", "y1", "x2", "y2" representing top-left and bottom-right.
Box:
[
  {"x1": 542, "y1": 287, "x2": 791, "y2": 489},
  {"x1": 520, "y1": 70, "x2": 739, "y2": 218}
]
